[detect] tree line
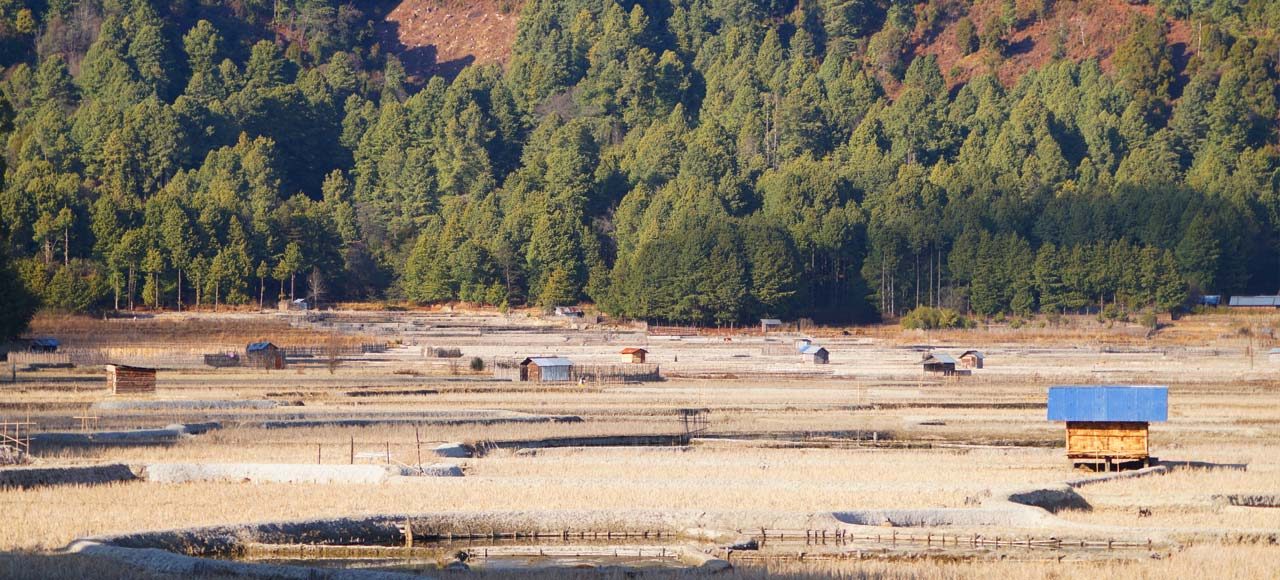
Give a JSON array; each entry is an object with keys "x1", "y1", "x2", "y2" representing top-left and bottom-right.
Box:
[{"x1": 0, "y1": 0, "x2": 1277, "y2": 332}]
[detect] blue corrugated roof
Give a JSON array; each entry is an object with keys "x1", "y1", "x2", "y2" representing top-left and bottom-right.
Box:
[
  {"x1": 247, "y1": 342, "x2": 276, "y2": 352},
  {"x1": 523, "y1": 357, "x2": 573, "y2": 367},
  {"x1": 800, "y1": 345, "x2": 827, "y2": 355},
  {"x1": 31, "y1": 338, "x2": 59, "y2": 347},
  {"x1": 1047, "y1": 386, "x2": 1168, "y2": 422}
]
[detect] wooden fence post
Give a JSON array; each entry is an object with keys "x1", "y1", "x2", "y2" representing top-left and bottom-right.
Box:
[{"x1": 415, "y1": 425, "x2": 422, "y2": 469}]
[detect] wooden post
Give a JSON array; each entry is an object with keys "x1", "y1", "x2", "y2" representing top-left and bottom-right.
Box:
[
  {"x1": 316, "y1": 443, "x2": 321, "y2": 464},
  {"x1": 350, "y1": 436, "x2": 354, "y2": 464},
  {"x1": 415, "y1": 426, "x2": 422, "y2": 469}
]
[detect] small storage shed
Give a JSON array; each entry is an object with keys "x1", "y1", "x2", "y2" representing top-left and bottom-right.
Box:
[
  {"x1": 921, "y1": 353, "x2": 958, "y2": 375},
  {"x1": 29, "y1": 338, "x2": 59, "y2": 353},
  {"x1": 106, "y1": 365, "x2": 156, "y2": 395},
  {"x1": 800, "y1": 344, "x2": 829, "y2": 364},
  {"x1": 246, "y1": 342, "x2": 285, "y2": 370},
  {"x1": 554, "y1": 306, "x2": 585, "y2": 318},
  {"x1": 959, "y1": 350, "x2": 984, "y2": 369},
  {"x1": 619, "y1": 348, "x2": 648, "y2": 363},
  {"x1": 1047, "y1": 385, "x2": 1168, "y2": 470},
  {"x1": 795, "y1": 338, "x2": 812, "y2": 352},
  {"x1": 760, "y1": 319, "x2": 783, "y2": 333},
  {"x1": 279, "y1": 299, "x2": 309, "y2": 311},
  {"x1": 519, "y1": 357, "x2": 574, "y2": 382}
]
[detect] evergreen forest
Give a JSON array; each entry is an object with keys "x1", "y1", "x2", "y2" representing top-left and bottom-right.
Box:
[{"x1": 0, "y1": 0, "x2": 1278, "y2": 330}]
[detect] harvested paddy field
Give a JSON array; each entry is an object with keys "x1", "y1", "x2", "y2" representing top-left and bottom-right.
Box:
[{"x1": 4, "y1": 309, "x2": 1280, "y2": 577}]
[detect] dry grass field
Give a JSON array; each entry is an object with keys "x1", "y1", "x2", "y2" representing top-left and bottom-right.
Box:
[{"x1": 4, "y1": 309, "x2": 1280, "y2": 578}]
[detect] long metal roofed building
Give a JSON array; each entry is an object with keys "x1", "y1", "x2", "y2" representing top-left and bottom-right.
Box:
[
  {"x1": 1047, "y1": 385, "x2": 1168, "y2": 471},
  {"x1": 1228, "y1": 295, "x2": 1280, "y2": 308}
]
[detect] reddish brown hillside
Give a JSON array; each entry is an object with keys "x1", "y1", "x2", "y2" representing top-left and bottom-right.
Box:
[
  {"x1": 383, "y1": 0, "x2": 522, "y2": 78},
  {"x1": 915, "y1": 0, "x2": 1194, "y2": 88}
]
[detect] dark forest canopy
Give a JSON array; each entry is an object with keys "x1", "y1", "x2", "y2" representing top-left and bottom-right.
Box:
[{"x1": 0, "y1": 0, "x2": 1277, "y2": 325}]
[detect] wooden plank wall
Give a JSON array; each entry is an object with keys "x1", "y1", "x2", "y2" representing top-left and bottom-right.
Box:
[
  {"x1": 108, "y1": 366, "x2": 157, "y2": 395},
  {"x1": 1066, "y1": 421, "x2": 1149, "y2": 459}
]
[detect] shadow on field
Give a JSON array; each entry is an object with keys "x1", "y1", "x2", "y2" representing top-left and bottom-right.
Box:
[{"x1": 0, "y1": 552, "x2": 219, "y2": 580}]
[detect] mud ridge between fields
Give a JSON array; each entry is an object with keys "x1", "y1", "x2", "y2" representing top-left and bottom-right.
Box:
[
  {"x1": 1, "y1": 461, "x2": 464, "y2": 489},
  {"x1": 61, "y1": 467, "x2": 1196, "y2": 578}
]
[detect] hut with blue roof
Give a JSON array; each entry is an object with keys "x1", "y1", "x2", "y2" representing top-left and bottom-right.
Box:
[
  {"x1": 245, "y1": 341, "x2": 285, "y2": 370},
  {"x1": 29, "y1": 338, "x2": 59, "y2": 353},
  {"x1": 800, "y1": 344, "x2": 829, "y2": 364},
  {"x1": 1048, "y1": 385, "x2": 1168, "y2": 470},
  {"x1": 518, "y1": 356, "x2": 573, "y2": 382}
]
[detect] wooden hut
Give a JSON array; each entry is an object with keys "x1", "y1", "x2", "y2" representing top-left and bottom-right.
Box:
[
  {"x1": 245, "y1": 342, "x2": 285, "y2": 370},
  {"x1": 800, "y1": 344, "x2": 829, "y2": 365},
  {"x1": 1048, "y1": 385, "x2": 1168, "y2": 470},
  {"x1": 278, "y1": 299, "x2": 309, "y2": 312},
  {"x1": 554, "y1": 306, "x2": 585, "y2": 318},
  {"x1": 921, "y1": 353, "x2": 958, "y2": 376},
  {"x1": 518, "y1": 357, "x2": 573, "y2": 382},
  {"x1": 106, "y1": 365, "x2": 156, "y2": 395},
  {"x1": 760, "y1": 319, "x2": 783, "y2": 333},
  {"x1": 959, "y1": 350, "x2": 984, "y2": 369},
  {"x1": 619, "y1": 348, "x2": 648, "y2": 363}
]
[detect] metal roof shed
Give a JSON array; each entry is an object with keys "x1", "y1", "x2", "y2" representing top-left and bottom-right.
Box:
[
  {"x1": 29, "y1": 338, "x2": 59, "y2": 353},
  {"x1": 519, "y1": 357, "x2": 574, "y2": 382},
  {"x1": 922, "y1": 352, "x2": 959, "y2": 376},
  {"x1": 800, "y1": 344, "x2": 829, "y2": 364},
  {"x1": 1047, "y1": 386, "x2": 1168, "y2": 470}
]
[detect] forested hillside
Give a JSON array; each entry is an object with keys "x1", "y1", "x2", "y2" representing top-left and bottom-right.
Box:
[{"x1": 0, "y1": 0, "x2": 1277, "y2": 325}]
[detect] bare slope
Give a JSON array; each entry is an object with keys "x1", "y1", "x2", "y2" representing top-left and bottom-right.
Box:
[
  {"x1": 383, "y1": 0, "x2": 522, "y2": 78},
  {"x1": 915, "y1": 0, "x2": 1194, "y2": 87}
]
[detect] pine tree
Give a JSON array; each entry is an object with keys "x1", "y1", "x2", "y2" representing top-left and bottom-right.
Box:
[{"x1": 0, "y1": 250, "x2": 39, "y2": 340}]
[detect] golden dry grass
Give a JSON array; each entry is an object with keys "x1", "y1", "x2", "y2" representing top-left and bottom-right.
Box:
[
  {"x1": 26, "y1": 312, "x2": 378, "y2": 349},
  {"x1": 6, "y1": 310, "x2": 1280, "y2": 577}
]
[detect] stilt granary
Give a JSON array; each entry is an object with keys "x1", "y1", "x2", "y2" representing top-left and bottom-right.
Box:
[{"x1": 1048, "y1": 385, "x2": 1168, "y2": 470}]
